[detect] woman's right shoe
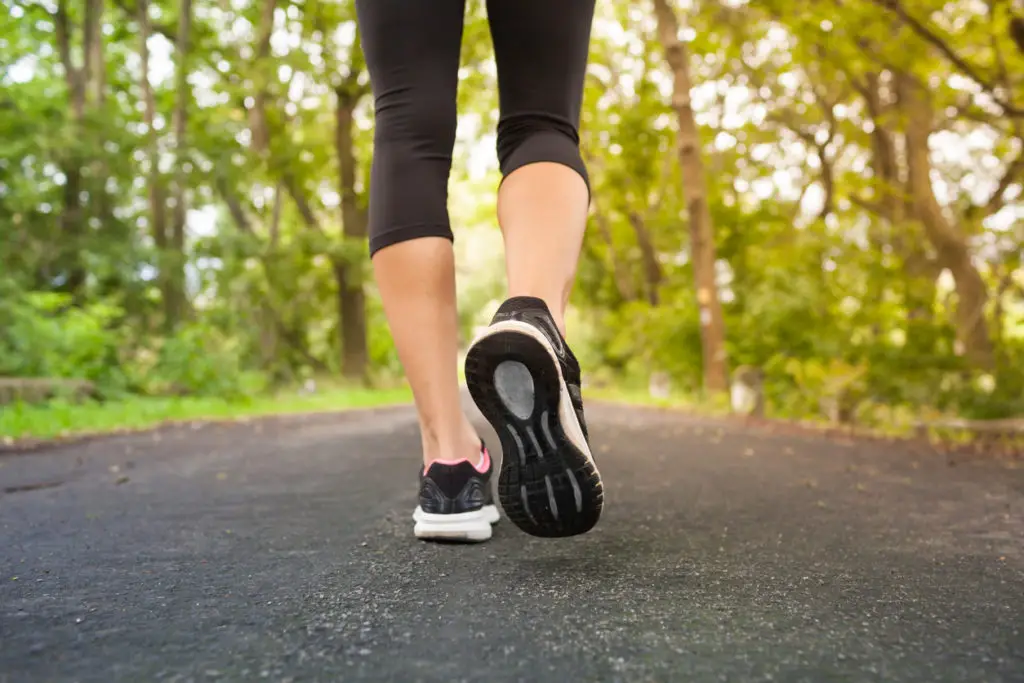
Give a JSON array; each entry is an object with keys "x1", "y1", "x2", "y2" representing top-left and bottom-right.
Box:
[{"x1": 464, "y1": 296, "x2": 604, "y2": 538}]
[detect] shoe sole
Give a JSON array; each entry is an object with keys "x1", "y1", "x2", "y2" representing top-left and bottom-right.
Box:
[
  {"x1": 464, "y1": 320, "x2": 603, "y2": 538},
  {"x1": 413, "y1": 504, "x2": 500, "y2": 542}
]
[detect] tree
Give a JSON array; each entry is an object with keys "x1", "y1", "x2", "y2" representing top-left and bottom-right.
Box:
[
  {"x1": 334, "y1": 66, "x2": 370, "y2": 382},
  {"x1": 3, "y1": 0, "x2": 1022, "y2": 420},
  {"x1": 652, "y1": 0, "x2": 729, "y2": 393}
]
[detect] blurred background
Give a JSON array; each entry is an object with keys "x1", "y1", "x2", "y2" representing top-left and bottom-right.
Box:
[{"x1": 1, "y1": 0, "x2": 1022, "y2": 439}]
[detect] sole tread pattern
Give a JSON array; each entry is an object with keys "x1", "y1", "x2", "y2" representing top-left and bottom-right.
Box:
[{"x1": 465, "y1": 329, "x2": 603, "y2": 538}]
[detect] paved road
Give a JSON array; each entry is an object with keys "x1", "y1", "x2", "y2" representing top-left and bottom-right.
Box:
[{"x1": 1, "y1": 400, "x2": 1022, "y2": 682}]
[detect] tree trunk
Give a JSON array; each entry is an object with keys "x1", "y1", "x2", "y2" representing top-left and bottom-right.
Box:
[
  {"x1": 167, "y1": 0, "x2": 194, "y2": 331},
  {"x1": 897, "y1": 73, "x2": 994, "y2": 367},
  {"x1": 251, "y1": 0, "x2": 284, "y2": 367},
  {"x1": 248, "y1": 0, "x2": 280, "y2": 370},
  {"x1": 54, "y1": 0, "x2": 87, "y2": 299},
  {"x1": 84, "y1": 0, "x2": 105, "y2": 106},
  {"x1": 860, "y1": 73, "x2": 938, "y2": 326},
  {"x1": 334, "y1": 88, "x2": 369, "y2": 382},
  {"x1": 651, "y1": 0, "x2": 729, "y2": 393},
  {"x1": 250, "y1": 0, "x2": 278, "y2": 153},
  {"x1": 138, "y1": 0, "x2": 172, "y2": 328},
  {"x1": 863, "y1": 74, "x2": 903, "y2": 227},
  {"x1": 84, "y1": 0, "x2": 118, "y2": 297}
]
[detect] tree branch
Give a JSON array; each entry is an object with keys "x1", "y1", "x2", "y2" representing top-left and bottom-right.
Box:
[
  {"x1": 1012, "y1": 16, "x2": 1024, "y2": 54},
  {"x1": 215, "y1": 175, "x2": 252, "y2": 234},
  {"x1": 869, "y1": 0, "x2": 1023, "y2": 117},
  {"x1": 282, "y1": 172, "x2": 323, "y2": 234},
  {"x1": 849, "y1": 193, "x2": 886, "y2": 217}
]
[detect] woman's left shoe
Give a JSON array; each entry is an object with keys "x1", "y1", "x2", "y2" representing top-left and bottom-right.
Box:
[{"x1": 413, "y1": 444, "x2": 500, "y2": 542}]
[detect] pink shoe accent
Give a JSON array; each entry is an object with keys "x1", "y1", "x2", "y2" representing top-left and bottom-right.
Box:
[
  {"x1": 424, "y1": 444, "x2": 490, "y2": 474},
  {"x1": 474, "y1": 446, "x2": 491, "y2": 473}
]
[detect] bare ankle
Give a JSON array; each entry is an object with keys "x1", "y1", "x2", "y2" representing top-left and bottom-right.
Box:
[{"x1": 420, "y1": 417, "x2": 480, "y2": 466}]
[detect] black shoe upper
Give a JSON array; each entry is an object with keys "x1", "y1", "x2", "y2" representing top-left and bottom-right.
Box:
[
  {"x1": 418, "y1": 445, "x2": 493, "y2": 514},
  {"x1": 490, "y1": 296, "x2": 589, "y2": 442}
]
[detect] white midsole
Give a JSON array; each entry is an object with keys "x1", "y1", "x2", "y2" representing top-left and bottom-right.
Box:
[
  {"x1": 412, "y1": 505, "x2": 501, "y2": 526},
  {"x1": 468, "y1": 320, "x2": 599, "y2": 478},
  {"x1": 412, "y1": 505, "x2": 500, "y2": 540}
]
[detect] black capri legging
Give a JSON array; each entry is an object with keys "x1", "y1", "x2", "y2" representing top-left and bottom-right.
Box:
[{"x1": 355, "y1": 0, "x2": 596, "y2": 255}]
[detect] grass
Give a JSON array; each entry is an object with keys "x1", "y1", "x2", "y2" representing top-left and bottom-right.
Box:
[
  {"x1": 586, "y1": 386, "x2": 732, "y2": 414},
  {"x1": 0, "y1": 385, "x2": 413, "y2": 442}
]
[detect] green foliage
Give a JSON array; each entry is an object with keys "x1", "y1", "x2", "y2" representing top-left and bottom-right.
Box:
[
  {"x1": 1, "y1": 0, "x2": 1022, "y2": 430},
  {"x1": 572, "y1": 0, "x2": 1023, "y2": 423},
  {"x1": 127, "y1": 323, "x2": 268, "y2": 399},
  {"x1": 0, "y1": 285, "x2": 127, "y2": 391},
  {"x1": 0, "y1": 281, "x2": 265, "y2": 400}
]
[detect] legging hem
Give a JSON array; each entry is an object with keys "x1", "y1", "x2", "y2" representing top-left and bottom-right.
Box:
[
  {"x1": 499, "y1": 157, "x2": 592, "y2": 204},
  {"x1": 369, "y1": 224, "x2": 455, "y2": 257}
]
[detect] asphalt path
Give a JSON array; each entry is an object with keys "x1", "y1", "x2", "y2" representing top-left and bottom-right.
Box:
[{"x1": 1, "y1": 399, "x2": 1022, "y2": 682}]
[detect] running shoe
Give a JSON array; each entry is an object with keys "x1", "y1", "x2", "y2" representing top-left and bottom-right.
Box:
[
  {"x1": 464, "y1": 296, "x2": 603, "y2": 537},
  {"x1": 413, "y1": 443, "x2": 500, "y2": 542}
]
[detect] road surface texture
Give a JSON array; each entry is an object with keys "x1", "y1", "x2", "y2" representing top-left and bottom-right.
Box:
[{"x1": 2, "y1": 399, "x2": 1023, "y2": 683}]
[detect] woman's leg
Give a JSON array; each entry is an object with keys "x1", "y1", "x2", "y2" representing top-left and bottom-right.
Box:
[
  {"x1": 488, "y1": 0, "x2": 596, "y2": 336},
  {"x1": 356, "y1": 0, "x2": 480, "y2": 469},
  {"x1": 463, "y1": 0, "x2": 602, "y2": 539}
]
